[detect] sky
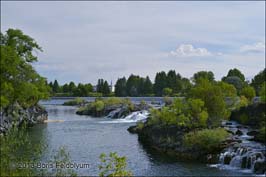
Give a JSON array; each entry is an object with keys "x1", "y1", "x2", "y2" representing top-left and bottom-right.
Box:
[{"x1": 1, "y1": 1, "x2": 265, "y2": 85}]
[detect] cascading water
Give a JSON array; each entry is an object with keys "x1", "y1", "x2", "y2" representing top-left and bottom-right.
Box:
[
  {"x1": 100, "y1": 110, "x2": 150, "y2": 123},
  {"x1": 216, "y1": 121, "x2": 266, "y2": 175}
]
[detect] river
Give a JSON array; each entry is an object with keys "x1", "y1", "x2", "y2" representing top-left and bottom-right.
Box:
[{"x1": 28, "y1": 98, "x2": 253, "y2": 176}]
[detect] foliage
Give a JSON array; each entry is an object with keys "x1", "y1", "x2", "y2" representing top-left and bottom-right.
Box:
[
  {"x1": 136, "y1": 121, "x2": 145, "y2": 130},
  {"x1": 217, "y1": 81, "x2": 237, "y2": 97},
  {"x1": 224, "y1": 68, "x2": 245, "y2": 82},
  {"x1": 256, "y1": 126, "x2": 266, "y2": 143},
  {"x1": 49, "y1": 146, "x2": 77, "y2": 177},
  {"x1": 63, "y1": 98, "x2": 86, "y2": 106},
  {"x1": 251, "y1": 68, "x2": 266, "y2": 95},
  {"x1": 97, "y1": 79, "x2": 111, "y2": 96},
  {"x1": 0, "y1": 124, "x2": 45, "y2": 176},
  {"x1": 240, "y1": 86, "x2": 256, "y2": 102},
  {"x1": 189, "y1": 79, "x2": 227, "y2": 127},
  {"x1": 115, "y1": 77, "x2": 127, "y2": 97},
  {"x1": 183, "y1": 128, "x2": 229, "y2": 152},
  {"x1": 0, "y1": 29, "x2": 50, "y2": 108},
  {"x1": 223, "y1": 76, "x2": 243, "y2": 93},
  {"x1": 259, "y1": 82, "x2": 266, "y2": 102},
  {"x1": 162, "y1": 88, "x2": 173, "y2": 96},
  {"x1": 148, "y1": 98, "x2": 208, "y2": 129},
  {"x1": 99, "y1": 152, "x2": 132, "y2": 177},
  {"x1": 192, "y1": 71, "x2": 215, "y2": 84},
  {"x1": 0, "y1": 124, "x2": 77, "y2": 176}
]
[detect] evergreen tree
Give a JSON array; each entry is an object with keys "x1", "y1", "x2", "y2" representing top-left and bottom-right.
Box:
[
  {"x1": 143, "y1": 76, "x2": 153, "y2": 95},
  {"x1": 154, "y1": 71, "x2": 167, "y2": 96},
  {"x1": 53, "y1": 80, "x2": 60, "y2": 93},
  {"x1": 115, "y1": 77, "x2": 127, "y2": 97},
  {"x1": 102, "y1": 81, "x2": 110, "y2": 96}
]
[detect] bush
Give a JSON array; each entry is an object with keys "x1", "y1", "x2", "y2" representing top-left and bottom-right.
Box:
[
  {"x1": 63, "y1": 98, "x2": 86, "y2": 106},
  {"x1": 256, "y1": 126, "x2": 266, "y2": 143},
  {"x1": 99, "y1": 152, "x2": 132, "y2": 177},
  {"x1": 183, "y1": 128, "x2": 229, "y2": 152},
  {"x1": 240, "y1": 86, "x2": 256, "y2": 102},
  {"x1": 136, "y1": 121, "x2": 144, "y2": 130}
]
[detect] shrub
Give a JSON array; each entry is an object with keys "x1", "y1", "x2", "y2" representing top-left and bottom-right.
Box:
[
  {"x1": 256, "y1": 126, "x2": 266, "y2": 143},
  {"x1": 183, "y1": 128, "x2": 229, "y2": 152},
  {"x1": 240, "y1": 86, "x2": 256, "y2": 102},
  {"x1": 260, "y1": 82, "x2": 266, "y2": 103},
  {"x1": 136, "y1": 121, "x2": 144, "y2": 130},
  {"x1": 99, "y1": 152, "x2": 132, "y2": 177},
  {"x1": 63, "y1": 97, "x2": 86, "y2": 106}
]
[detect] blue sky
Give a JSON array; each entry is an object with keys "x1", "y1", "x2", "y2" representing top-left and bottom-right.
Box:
[{"x1": 1, "y1": 1, "x2": 265, "y2": 85}]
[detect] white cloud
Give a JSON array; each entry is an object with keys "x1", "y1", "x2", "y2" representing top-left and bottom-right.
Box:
[
  {"x1": 240, "y1": 42, "x2": 265, "y2": 53},
  {"x1": 170, "y1": 44, "x2": 212, "y2": 57}
]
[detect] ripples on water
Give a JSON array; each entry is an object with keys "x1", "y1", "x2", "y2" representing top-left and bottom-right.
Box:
[{"x1": 27, "y1": 99, "x2": 251, "y2": 176}]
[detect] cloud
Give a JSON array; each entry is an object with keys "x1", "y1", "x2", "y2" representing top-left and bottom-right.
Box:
[
  {"x1": 170, "y1": 44, "x2": 213, "y2": 57},
  {"x1": 240, "y1": 42, "x2": 265, "y2": 53},
  {"x1": 170, "y1": 44, "x2": 212, "y2": 57}
]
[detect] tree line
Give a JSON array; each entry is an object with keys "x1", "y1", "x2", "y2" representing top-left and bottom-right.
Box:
[{"x1": 48, "y1": 68, "x2": 265, "y2": 99}]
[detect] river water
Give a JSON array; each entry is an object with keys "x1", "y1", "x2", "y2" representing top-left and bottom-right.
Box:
[{"x1": 28, "y1": 98, "x2": 253, "y2": 176}]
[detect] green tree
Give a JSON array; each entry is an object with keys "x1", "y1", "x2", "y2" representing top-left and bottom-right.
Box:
[
  {"x1": 99, "y1": 152, "x2": 132, "y2": 177},
  {"x1": 217, "y1": 81, "x2": 237, "y2": 97},
  {"x1": 162, "y1": 88, "x2": 172, "y2": 96},
  {"x1": 259, "y1": 82, "x2": 266, "y2": 102},
  {"x1": 103, "y1": 81, "x2": 111, "y2": 96},
  {"x1": 68, "y1": 81, "x2": 76, "y2": 94},
  {"x1": 126, "y1": 74, "x2": 140, "y2": 96},
  {"x1": 0, "y1": 29, "x2": 50, "y2": 108},
  {"x1": 115, "y1": 77, "x2": 127, "y2": 97},
  {"x1": 225, "y1": 68, "x2": 245, "y2": 82},
  {"x1": 223, "y1": 76, "x2": 243, "y2": 93},
  {"x1": 190, "y1": 79, "x2": 226, "y2": 127},
  {"x1": 251, "y1": 68, "x2": 266, "y2": 95},
  {"x1": 192, "y1": 71, "x2": 215, "y2": 84},
  {"x1": 143, "y1": 76, "x2": 153, "y2": 96},
  {"x1": 154, "y1": 71, "x2": 167, "y2": 96},
  {"x1": 53, "y1": 80, "x2": 60, "y2": 93},
  {"x1": 240, "y1": 86, "x2": 256, "y2": 102}
]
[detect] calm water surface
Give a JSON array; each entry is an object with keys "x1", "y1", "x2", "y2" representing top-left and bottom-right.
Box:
[{"x1": 28, "y1": 98, "x2": 251, "y2": 176}]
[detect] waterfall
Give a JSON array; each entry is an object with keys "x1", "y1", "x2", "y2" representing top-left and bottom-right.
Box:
[
  {"x1": 100, "y1": 110, "x2": 149, "y2": 123},
  {"x1": 217, "y1": 121, "x2": 266, "y2": 174}
]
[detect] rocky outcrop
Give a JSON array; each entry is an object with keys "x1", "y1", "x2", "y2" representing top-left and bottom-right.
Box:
[
  {"x1": 230, "y1": 103, "x2": 265, "y2": 128},
  {"x1": 0, "y1": 102, "x2": 48, "y2": 135},
  {"x1": 128, "y1": 124, "x2": 222, "y2": 163},
  {"x1": 77, "y1": 102, "x2": 151, "y2": 119}
]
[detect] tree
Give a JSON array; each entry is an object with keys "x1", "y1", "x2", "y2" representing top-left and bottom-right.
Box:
[
  {"x1": 154, "y1": 71, "x2": 167, "y2": 96},
  {"x1": 99, "y1": 152, "x2": 132, "y2": 177},
  {"x1": 162, "y1": 88, "x2": 172, "y2": 96},
  {"x1": 143, "y1": 76, "x2": 153, "y2": 95},
  {"x1": 115, "y1": 77, "x2": 127, "y2": 97},
  {"x1": 192, "y1": 71, "x2": 215, "y2": 84},
  {"x1": 190, "y1": 79, "x2": 226, "y2": 127},
  {"x1": 126, "y1": 74, "x2": 140, "y2": 96},
  {"x1": 68, "y1": 81, "x2": 76, "y2": 93},
  {"x1": 223, "y1": 76, "x2": 243, "y2": 93},
  {"x1": 240, "y1": 86, "x2": 256, "y2": 102},
  {"x1": 53, "y1": 80, "x2": 60, "y2": 93},
  {"x1": 251, "y1": 69, "x2": 266, "y2": 95},
  {"x1": 0, "y1": 29, "x2": 49, "y2": 108},
  {"x1": 226, "y1": 68, "x2": 245, "y2": 82},
  {"x1": 217, "y1": 81, "x2": 237, "y2": 97},
  {"x1": 102, "y1": 81, "x2": 110, "y2": 96},
  {"x1": 259, "y1": 82, "x2": 266, "y2": 102},
  {"x1": 97, "y1": 79, "x2": 104, "y2": 93}
]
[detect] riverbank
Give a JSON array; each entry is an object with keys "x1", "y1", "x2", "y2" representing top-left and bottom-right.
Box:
[{"x1": 0, "y1": 102, "x2": 48, "y2": 135}]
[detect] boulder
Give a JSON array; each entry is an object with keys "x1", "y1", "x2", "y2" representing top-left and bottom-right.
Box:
[
  {"x1": 247, "y1": 130, "x2": 259, "y2": 136},
  {"x1": 223, "y1": 154, "x2": 232, "y2": 164},
  {"x1": 253, "y1": 160, "x2": 266, "y2": 174},
  {"x1": 235, "y1": 129, "x2": 243, "y2": 136}
]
